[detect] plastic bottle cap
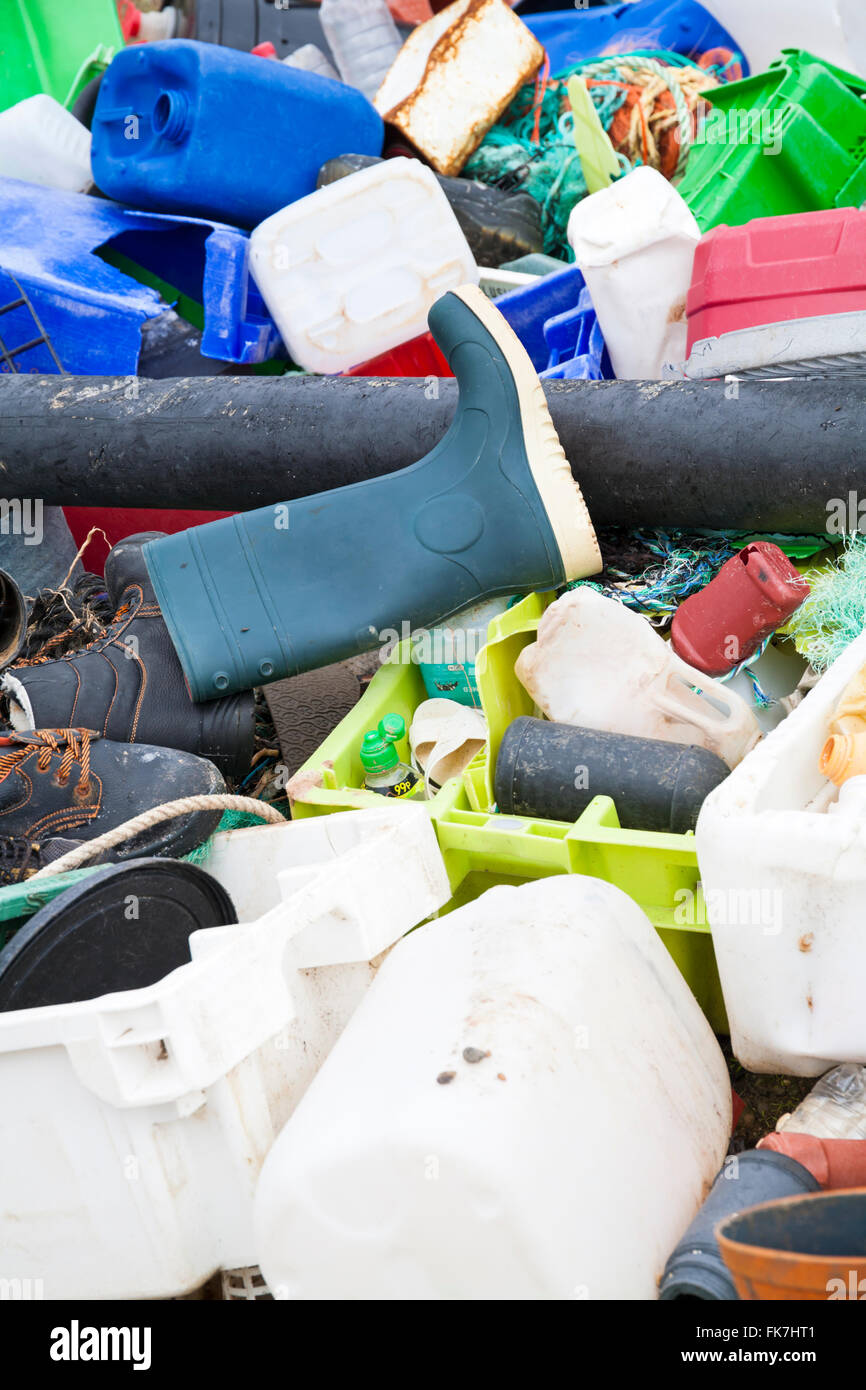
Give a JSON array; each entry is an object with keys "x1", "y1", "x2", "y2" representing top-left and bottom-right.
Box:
[
  {"x1": 379, "y1": 713, "x2": 405, "y2": 743},
  {"x1": 359, "y1": 713, "x2": 405, "y2": 773},
  {"x1": 360, "y1": 729, "x2": 399, "y2": 773}
]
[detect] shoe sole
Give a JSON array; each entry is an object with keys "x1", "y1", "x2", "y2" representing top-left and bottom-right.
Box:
[{"x1": 448, "y1": 284, "x2": 602, "y2": 583}]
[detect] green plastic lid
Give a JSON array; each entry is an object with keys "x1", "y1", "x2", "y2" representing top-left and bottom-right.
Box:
[{"x1": 360, "y1": 714, "x2": 406, "y2": 774}]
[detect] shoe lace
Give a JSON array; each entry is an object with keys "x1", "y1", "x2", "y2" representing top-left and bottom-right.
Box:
[
  {"x1": 15, "y1": 601, "x2": 131, "y2": 668},
  {"x1": 0, "y1": 728, "x2": 96, "y2": 800}
]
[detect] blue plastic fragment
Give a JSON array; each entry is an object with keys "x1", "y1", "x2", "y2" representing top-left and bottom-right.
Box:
[
  {"x1": 0, "y1": 267, "x2": 66, "y2": 375},
  {"x1": 495, "y1": 264, "x2": 612, "y2": 381},
  {"x1": 540, "y1": 286, "x2": 613, "y2": 382},
  {"x1": 496, "y1": 264, "x2": 588, "y2": 371},
  {"x1": 0, "y1": 177, "x2": 283, "y2": 375},
  {"x1": 524, "y1": 0, "x2": 748, "y2": 79}
]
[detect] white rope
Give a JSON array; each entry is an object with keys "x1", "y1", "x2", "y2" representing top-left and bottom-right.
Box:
[{"x1": 28, "y1": 795, "x2": 286, "y2": 880}]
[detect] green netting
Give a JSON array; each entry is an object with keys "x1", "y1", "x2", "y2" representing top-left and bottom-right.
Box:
[{"x1": 786, "y1": 536, "x2": 866, "y2": 672}]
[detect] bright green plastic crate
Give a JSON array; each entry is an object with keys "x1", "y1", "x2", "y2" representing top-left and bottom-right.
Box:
[
  {"x1": 1, "y1": 0, "x2": 121, "y2": 113},
  {"x1": 292, "y1": 594, "x2": 726, "y2": 1030},
  {"x1": 680, "y1": 49, "x2": 866, "y2": 231}
]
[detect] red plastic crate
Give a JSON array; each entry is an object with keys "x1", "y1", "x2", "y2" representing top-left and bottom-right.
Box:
[
  {"x1": 64, "y1": 508, "x2": 233, "y2": 576},
  {"x1": 687, "y1": 208, "x2": 866, "y2": 352},
  {"x1": 344, "y1": 332, "x2": 452, "y2": 377}
]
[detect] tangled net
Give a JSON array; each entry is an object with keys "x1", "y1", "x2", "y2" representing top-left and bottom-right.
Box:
[{"x1": 465, "y1": 50, "x2": 728, "y2": 259}]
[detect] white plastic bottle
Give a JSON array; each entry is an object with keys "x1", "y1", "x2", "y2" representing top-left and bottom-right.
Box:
[
  {"x1": 777, "y1": 1064, "x2": 866, "y2": 1140},
  {"x1": 283, "y1": 44, "x2": 340, "y2": 83},
  {"x1": 0, "y1": 95, "x2": 92, "y2": 194},
  {"x1": 319, "y1": 0, "x2": 403, "y2": 102},
  {"x1": 567, "y1": 165, "x2": 701, "y2": 379},
  {"x1": 255, "y1": 876, "x2": 731, "y2": 1300}
]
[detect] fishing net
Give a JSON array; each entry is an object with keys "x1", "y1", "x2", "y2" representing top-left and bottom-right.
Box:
[{"x1": 465, "y1": 50, "x2": 728, "y2": 259}]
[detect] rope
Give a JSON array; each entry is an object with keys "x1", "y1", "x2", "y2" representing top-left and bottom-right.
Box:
[
  {"x1": 580, "y1": 55, "x2": 696, "y2": 181},
  {"x1": 28, "y1": 794, "x2": 286, "y2": 880},
  {"x1": 464, "y1": 50, "x2": 715, "y2": 258}
]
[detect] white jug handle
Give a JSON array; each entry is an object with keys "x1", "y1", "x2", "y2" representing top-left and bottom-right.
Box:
[{"x1": 654, "y1": 653, "x2": 758, "y2": 742}]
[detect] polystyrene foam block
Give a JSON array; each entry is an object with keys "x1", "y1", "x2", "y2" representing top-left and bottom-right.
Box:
[{"x1": 250, "y1": 157, "x2": 478, "y2": 373}]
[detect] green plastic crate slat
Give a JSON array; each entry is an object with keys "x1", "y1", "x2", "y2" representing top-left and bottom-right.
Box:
[
  {"x1": 679, "y1": 49, "x2": 866, "y2": 232},
  {"x1": 291, "y1": 594, "x2": 727, "y2": 1031},
  {"x1": 1, "y1": 0, "x2": 121, "y2": 113}
]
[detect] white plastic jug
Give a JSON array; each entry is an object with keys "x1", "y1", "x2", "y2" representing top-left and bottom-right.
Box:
[
  {"x1": 254, "y1": 875, "x2": 731, "y2": 1300},
  {"x1": 250, "y1": 157, "x2": 478, "y2": 373},
  {"x1": 0, "y1": 95, "x2": 92, "y2": 194},
  {"x1": 567, "y1": 165, "x2": 701, "y2": 378},
  {"x1": 696, "y1": 628, "x2": 866, "y2": 1075},
  {"x1": 699, "y1": 0, "x2": 866, "y2": 80},
  {"x1": 515, "y1": 587, "x2": 761, "y2": 768}
]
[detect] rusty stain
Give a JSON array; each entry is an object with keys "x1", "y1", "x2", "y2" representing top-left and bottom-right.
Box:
[
  {"x1": 496, "y1": 1073, "x2": 507, "y2": 1081},
  {"x1": 806, "y1": 994, "x2": 814, "y2": 1011},
  {"x1": 798, "y1": 933, "x2": 814, "y2": 953}
]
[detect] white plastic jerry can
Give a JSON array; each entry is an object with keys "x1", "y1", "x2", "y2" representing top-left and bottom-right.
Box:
[
  {"x1": 0, "y1": 95, "x2": 92, "y2": 193},
  {"x1": 515, "y1": 586, "x2": 761, "y2": 768},
  {"x1": 255, "y1": 875, "x2": 731, "y2": 1300},
  {"x1": 567, "y1": 164, "x2": 701, "y2": 379},
  {"x1": 696, "y1": 628, "x2": 866, "y2": 1076},
  {"x1": 249, "y1": 156, "x2": 478, "y2": 374}
]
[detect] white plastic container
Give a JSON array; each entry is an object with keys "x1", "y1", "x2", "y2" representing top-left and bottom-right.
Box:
[
  {"x1": 0, "y1": 95, "x2": 92, "y2": 194},
  {"x1": 699, "y1": 0, "x2": 866, "y2": 80},
  {"x1": 515, "y1": 587, "x2": 761, "y2": 768},
  {"x1": 255, "y1": 875, "x2": 731, "y2": 1300},
  {"x1": 0, "y1": 805, "x2": 450, "y2": 1299},
  {"x1": 320, "y1": 0, "x2": 403, "y2": 101},
  {"x1": 250, "y1": 157, "x2": 478, "y2": 373},
  {"x1": 696, "y1": 628, "x2": 866, "y2": 1075},
  {"x1": 283, "y1": 43, "x2": 340, "y2": 83},
  {"x1": 567, "y1": 165, "x2": 701, "y2": 379}
]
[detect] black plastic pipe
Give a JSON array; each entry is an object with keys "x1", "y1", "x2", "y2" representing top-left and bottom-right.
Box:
[{"x1": 0, "y1": 374, "x2": 863, "y2": 532}]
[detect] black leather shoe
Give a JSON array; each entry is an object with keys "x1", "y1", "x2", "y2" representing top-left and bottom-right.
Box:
[
  {"x1": 0, "y1": 727, "x2": 225, "y2": 881},
  {"x1": 2, "y1": 532, "x2": 255, "y2": 779}
]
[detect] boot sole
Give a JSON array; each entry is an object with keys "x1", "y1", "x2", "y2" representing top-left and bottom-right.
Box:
[{"x1": 447, "y1": 284, "x2": 602, "y2": 583}]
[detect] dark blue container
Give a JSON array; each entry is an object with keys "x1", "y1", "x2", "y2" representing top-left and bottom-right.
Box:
[{"x1": 92, "y1": 40, "x2": 384, "y2": 229}]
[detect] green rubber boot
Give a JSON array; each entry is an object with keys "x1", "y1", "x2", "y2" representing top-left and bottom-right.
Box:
[{"x1": 144, "y1": 285, "x2": 602, "y2": 701}]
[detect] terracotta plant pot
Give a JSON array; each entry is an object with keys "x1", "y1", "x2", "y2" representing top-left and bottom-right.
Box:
[{"x1": 718, "y1": 1189, "x2": 866, "y2": 1301}]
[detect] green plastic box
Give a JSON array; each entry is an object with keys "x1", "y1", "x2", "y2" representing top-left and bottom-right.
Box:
[
  {"x1": 1, "y1": 0, "x2": 122, "y2": 113},
  {"x1": 291, "y1": 593, "x2": 726, "y2": 1030},
  {"x1": 680, "y1": 50, "x2": 866, "y2": 231}
]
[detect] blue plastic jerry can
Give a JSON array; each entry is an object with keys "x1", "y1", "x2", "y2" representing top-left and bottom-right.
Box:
[{"x1": 91, "y1": 40, "x2": 384, "y2": 229}]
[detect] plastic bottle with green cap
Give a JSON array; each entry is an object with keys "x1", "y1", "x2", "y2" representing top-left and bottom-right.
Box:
[{"x1": 360, "y1": 715, "x2": 420, "y2": 799}]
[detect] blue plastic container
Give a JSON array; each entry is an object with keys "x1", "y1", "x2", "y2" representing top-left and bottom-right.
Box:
[
  {"x1": 524, "y1": 0, "x2": 747, "y2": 80},
  {"x1": 0, "y1": 177, "x2": 282, "y2": 374},
  {"x1": 496, "y1": 264, "x2": 587, "y2": 371},
  {"x1": 539, "y1": 287, "x2": 613, "y2": 382},
  {"x1": 92, "y1": 40, "x2": 384, "y2": 229}
]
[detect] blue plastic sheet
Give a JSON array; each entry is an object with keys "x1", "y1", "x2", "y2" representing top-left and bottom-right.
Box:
[{"x1": 0, "y1": 178, "x2": 283, "y2": 375}]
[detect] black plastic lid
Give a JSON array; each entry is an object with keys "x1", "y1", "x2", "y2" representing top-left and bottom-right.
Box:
[{"x1": 0, "y1": 859, "x2": 237, "y2": 1011}]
